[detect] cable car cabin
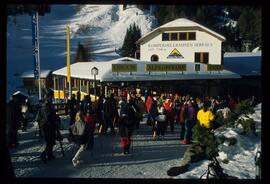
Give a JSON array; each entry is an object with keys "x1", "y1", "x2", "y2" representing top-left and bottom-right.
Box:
[{"x1": 53, "y1": 75, "x2": 101, "y2": 102}]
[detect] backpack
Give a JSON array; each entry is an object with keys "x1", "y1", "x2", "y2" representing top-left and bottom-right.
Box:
[{"x1": 70, "y1": 121, "x2": 85, "y2": 136}]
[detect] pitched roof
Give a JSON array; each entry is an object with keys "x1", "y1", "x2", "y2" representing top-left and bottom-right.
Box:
[
  {"x1": 136, "y1": 18, "x2": 225, "y2": 44},
  {"x1": 21, "y1": 70, "x2": 51, "y2": 78}
]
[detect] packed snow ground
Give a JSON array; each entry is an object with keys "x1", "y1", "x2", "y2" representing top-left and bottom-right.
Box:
[
  {"x1": 10, "y1": 116, "x2": 189, "y2": 178},
  {"x1": 10, "y1": 104, "x2": 261, "y2": 179}
]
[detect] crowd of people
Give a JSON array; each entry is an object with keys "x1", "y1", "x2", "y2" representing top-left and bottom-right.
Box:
[
  {"x1": 145, "y1": 93, "x2": 238, "y2": 144},
  {"x1": 6, "y1": 89, "x2": 240, "y2": 167}
]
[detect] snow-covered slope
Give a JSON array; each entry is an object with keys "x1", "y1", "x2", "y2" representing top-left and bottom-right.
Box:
[{"x1": 7, "y1": 5, "x2": 157, "y2": 99}]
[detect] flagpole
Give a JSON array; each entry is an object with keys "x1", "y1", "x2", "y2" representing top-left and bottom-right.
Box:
[
  {"x1": 66, "y1": 24, "x2": 71, "y2": 99},
  {"x1": 36, "y1": 12, "x2": 41, "y2": 100},
  {"x1": 32, "y1": 11, "x2": 41, "y2": 101}
]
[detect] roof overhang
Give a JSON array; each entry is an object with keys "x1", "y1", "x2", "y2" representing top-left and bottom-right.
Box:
[{"x1": 52, "y1": 60, "x2": 241, "y2": 83}]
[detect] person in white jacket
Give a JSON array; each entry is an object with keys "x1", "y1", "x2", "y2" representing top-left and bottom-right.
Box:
[{"x1": 71, "y1": 111, "x2": 92, "y2": 167}]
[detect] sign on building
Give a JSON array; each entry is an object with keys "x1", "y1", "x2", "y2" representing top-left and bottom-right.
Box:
[
  {"x1": 112, "y1": 64, "x2": 137, "y2": 72},
  {"x1": 145, "y1": 64, "x2": 186, "y2": 72}
]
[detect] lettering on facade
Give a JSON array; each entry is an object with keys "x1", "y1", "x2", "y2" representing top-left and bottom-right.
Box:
[
  {"x1": 146, "y1": 64, "x2": 186, "y2": 72},
  {"x1": 147, "y1": 42, "x2": 213, "y2": 48},
  {"x1": 112, "y1": 64, "x2": 137, "y2": 72}
]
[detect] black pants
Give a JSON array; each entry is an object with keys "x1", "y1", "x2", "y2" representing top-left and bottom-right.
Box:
[
  {"x1": 104, "y1": 116, "x2": 114, "y2": 133},
  {"x1": 69, "y1": 113, "x2": 76, "y2": 125},
  {"x1": 41, "y1": 143, "x2": 54, "y2": 160},
  {"x1": 7, "y1": 128, "x2": 18, "y2": 146},
  {"x1": 157, "y1": 121, "x2": 166, "y2": 136},
  {"x1": 169, "y1": 121, "x2": 174, "y2": 132}
]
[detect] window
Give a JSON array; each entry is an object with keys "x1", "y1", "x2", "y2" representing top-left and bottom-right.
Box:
[
  {"x1": 203, "y1": 53, "x2": 209, "y2": 64},
  {"x1": 195, "y1": 53, "x2": 201, "y2": 63},
  {"x1": 179, "y1": 32, "x2": 187, "y2": 40},
  {"x1": 195, "y1": 52, "x2": 209, "y2": 64},
  {"x1": 58, "y1": 78, "x2": 64, "y2": 90},
  {"x1": 188, "y1": 32, "x2": 196, "y2": 40},
  {"x1": 195, "y1": 64, "x2": 200, "y2": 71},
  {"x1": 151, "y1": 54, "x2": 159, "y2": 61},
  {"x1": 162, "y1": 32, "x2": 196, "y2": 41},
  {"x1": 162, "y1": 33, "x2": 169, "y2": 41},
  {"x1": 171, "y1": 33, "x2": 178, "y2": 41}
]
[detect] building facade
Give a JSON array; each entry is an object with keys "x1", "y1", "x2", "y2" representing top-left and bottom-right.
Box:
[{"x1": 137, "y1": 18, "x2": 225, "y2": 67}]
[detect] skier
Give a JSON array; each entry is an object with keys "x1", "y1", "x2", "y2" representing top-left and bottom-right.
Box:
[
  {"x1": 35, "y1": 99, "x2": 58, "y2": 163},
  {"x1": 102, "y1": 94, "x2": 117, "y2": 134},
  {"x1": 71, "y1": 111, "x2": 93, "y2": 167},
  {"x1": 118, "y1": 115, "x2": 131, "y2": 154},
  {"x1": 83, "y1": 110, "x2": 96, "y2": 150},
  {"x1": 118, "y1": 97, "x2": 137, "y2": 154},
  {"x1": 67, "y1": 94, "x2": 78, "y2": 125}
]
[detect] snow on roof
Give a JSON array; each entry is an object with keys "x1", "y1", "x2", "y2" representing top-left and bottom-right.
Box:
[
  {"x1": 53, "y1": 60, "x2": 240, "y2": 82},
  {"x1": 111, "y1": 57, "x2": 140, "y2": 62},
  {"x1": 224, "y1": 52, "x2": 261, "y2": 76},
  {"x1": 137, "y1": 18, "x2": 225, "y2": 44},
  {"x1": 224, "y1": 52, "x2": 261, "y2": 57},
  {"x1": 21, "y1": 70, "x2": 52, "y2": 78}
]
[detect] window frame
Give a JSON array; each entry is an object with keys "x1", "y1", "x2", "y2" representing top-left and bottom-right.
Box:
[
  {"x1": 179, "y1": 32, "x2": 188, "y2": 40},
  {"x1": 162, "y1": 33, "x2": 170, "y2": 41},
  {"x1": 188, "y1": 32, "x2": 196, "y2": 40},
  {"x1": 170, "y1": 32, "x2": 178, "y2": 41},
  {"x1": 194, "y1": 52, "x2": 209, "y2": 64}
]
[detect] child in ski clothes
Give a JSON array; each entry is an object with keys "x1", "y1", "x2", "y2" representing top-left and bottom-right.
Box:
[
  {"x1": 84, "y1": 110, "x2": 96, "y2": 150},
  {"x1": 155, "y1": 107, "x2": 167, "y2": 139},
  {"x1": 71, "y1": 112, "x2": 92, "y2": 167}
]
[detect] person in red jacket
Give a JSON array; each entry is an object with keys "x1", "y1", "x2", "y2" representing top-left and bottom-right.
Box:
[
  {"x1": 145, "y1": 94, "x2": 153, "y2": 113},
  {"x1": 163, "y1": 98, "x2": 176, "y2": 133},
  {"x1": 84, "y1": 110, "x2": 96, "y2": 150}
]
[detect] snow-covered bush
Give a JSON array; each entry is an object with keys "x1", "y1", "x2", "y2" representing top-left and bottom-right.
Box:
[
  {"x1": 192, "y1": 124, "x2": 219, "y2": 159},
  {"x1": 236, "y1": 117, "x2": 256, "y2": 136},
  {"x1": 234, "y1": 99, "x2": 255, "y2": 116}
]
